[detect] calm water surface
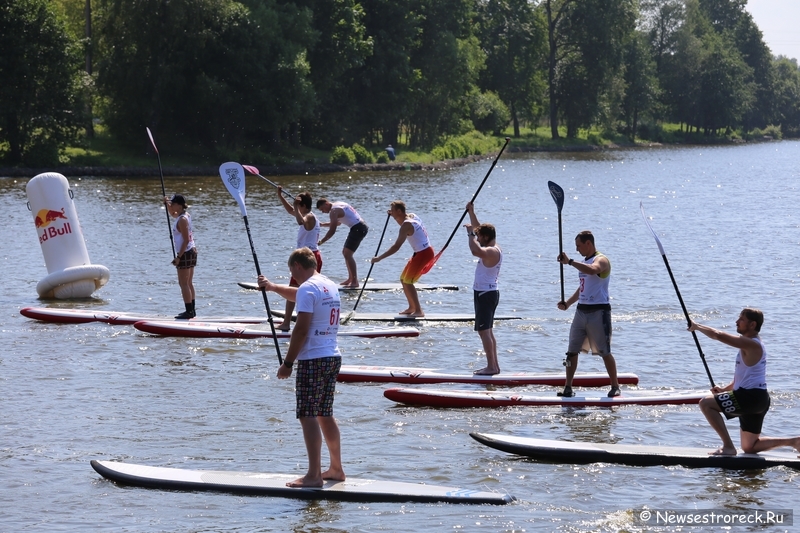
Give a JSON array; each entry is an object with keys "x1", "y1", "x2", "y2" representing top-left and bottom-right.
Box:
[{"x1": 2, "y1": 142, "x2": 799, "y2": 532}]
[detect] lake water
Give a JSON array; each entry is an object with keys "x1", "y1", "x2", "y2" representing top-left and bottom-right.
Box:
[{"x1": 2, "y1": 142, "x2": 799, "y2": 532}]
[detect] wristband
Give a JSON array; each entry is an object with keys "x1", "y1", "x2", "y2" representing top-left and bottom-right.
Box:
[
  {"x1": 468, "y1": 232, "x2": 475, "y2": 237},
  {"x1": 568, "y1": 259, "x2": 573, "y2": 266},
  {"x1": 283, "y1": 360, "x2": 293, "y2": 369}
]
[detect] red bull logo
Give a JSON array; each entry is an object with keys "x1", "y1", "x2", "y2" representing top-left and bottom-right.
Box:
[
  {"x1": 34, "y1": 208, "x2": 68, "y2": 229},
  {"x1": 34, "y1": 207, "x2": 72, "y2": 244}
]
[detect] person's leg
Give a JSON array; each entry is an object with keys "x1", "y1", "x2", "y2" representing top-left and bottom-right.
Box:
[
  {"x1": 699, "y1": 396, "x2": 737, "y2": 455},
  {"x1": 177, "y1": 268, "x2": 193, "y2": 303},
  {"x1": 400, "y1": 283, "x2": 423, "y2": 316},
  {"x1": 318, "y1": 416, "x2": 345, "y2": 481},
  {"x1": 342, "y1": 247, "x2": 358, "y2": 287},
  {"x1": 601, "y1": 354, "x2": 619, "y2": 388},
  {"x1": 740, "y1": 431, "x2": 800, "y2": 454},
  {"x1": 277, "y1": 278, "x2": 299, "y2": 331},
  {"x1": 474, "y1": 328, "x2": 499, "y2": 375},
  {"x1": 286, "y1": 417, "x2": 324, "y2": 487}
]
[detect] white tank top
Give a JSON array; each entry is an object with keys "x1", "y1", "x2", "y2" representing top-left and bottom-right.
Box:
[
  {"x1": 173, "y1": 213, "x2": 194, "y2": 253},
  {"x1": 473, "y1": 246, "x2": 502, "y2": 291},
  {"x1": 406, "y1": 214, "x2": 431, "y2": 253},
  {"x1": 733, "y1": 337, "x2": 767, "y2": 389},
  {"x1": 296, "y1": 215, "x2": 320, "y2": 251},
  {"x1": 332, "y1": 202, "x2": 363, "y2": 227},
  {"x1": 295, "y1": 274, "x2": 342, "y2": 361},
  {"x1": 578, "y1": 252, "x2": 609, "y2": 305}
]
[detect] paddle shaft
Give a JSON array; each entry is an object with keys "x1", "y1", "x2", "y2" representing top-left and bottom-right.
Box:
[
  {"x1": 352, "y1": 213, "x2": 391, "y2": 313},
  {"x1": 659, "y1": 253, "x2": 715, "y2": 387},
  {"x1": 242, "y1": 166, "x2": 294, "y2": 200},
  {"x1": 241, "y1": 214, "x2": 283, "y2": 365},
  {"x1": 147, "y1": 128, "x2": 177, "y2": 257},
  {"x1": 429, "y1": 137, "x2": 510, "y2": 266},
  {"x1": 557, "y1": 211, "x2": 564, "y2": 303}
]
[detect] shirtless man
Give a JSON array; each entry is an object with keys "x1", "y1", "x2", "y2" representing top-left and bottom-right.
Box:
[
  {"x1": 275, "y1": 187, "x2": 321, "y2": 331},
  {"x1": 690, "y1": 308, "x2": 800, "y2": 457},
  {"x1": 465, "y1": 202, "x2": 502, "y2": 375},
  {"x1": 316, "y1": 198, "x2": 369, "y2": 288},
  {"x1": 370, "y1": 201, "x2": 433, "y2": 317},
  {"x1": 258, "y1": 248, "x2": 345, "y2": 487}
]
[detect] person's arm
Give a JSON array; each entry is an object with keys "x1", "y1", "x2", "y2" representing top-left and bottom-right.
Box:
[
  {"x1": 557, "y1": 288, "x2": 580, "y2": 310},
  {"x1": 319, "y1": 210, "x2": 340, "y2": 244},
  {"x1": 466, "y1": 202, "x2": 479, "y2": 227},
  {"x1": 558, "y1": 253, "x2": 608, "y2": 276},
  {"x1": 467, "y1": 234, "x2": 500, "y2": 267},
  {"x1": 371, "y1": 222, "x2": 409, "y2": 263},
  {"x1": 257, "y1": 275, "x2": 299, "y2": 302},
  {"x1": 172, "y1": 215, "x2": 189, "y2": 264},
  {"x1": 688, "y1": 321, "x2": 763, "y2": 365},
  {"x1": 278, "y1": 187, "x2": 294, "y2": 215},
  {"x1": 299, "y1": 210, "x2": 316, "y2": 231},
  {"x1": 277, "y1": 311, "x2": 311, "y2": 379}
]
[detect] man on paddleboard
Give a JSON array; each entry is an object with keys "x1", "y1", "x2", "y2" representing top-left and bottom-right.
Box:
[
  {"x1": 276, "y1": 187, "x2": 322, "y2": 332},
  {"x1": 257, "y1": 248, "x2": 345, "y2": 487},
  {"x1": 465, "y1": 202, "x2": 502, "y2": 375},
  {"x1": 690, "y1": 309, "x2": 800, "y2": 457},
  {"x1": 557, "y1": 231, "x2": 620, "y2": 397},
  {"x1": 370, "y1": 201, "x2": 433, "y2": 317},
  {"x1": 316, "y1": 198, "x2": 369, "y2": 288}
]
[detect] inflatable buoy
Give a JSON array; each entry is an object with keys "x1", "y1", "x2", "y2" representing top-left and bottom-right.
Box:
[{"x1": 26, "y1": 173, "x2": 110, "y2": 299}]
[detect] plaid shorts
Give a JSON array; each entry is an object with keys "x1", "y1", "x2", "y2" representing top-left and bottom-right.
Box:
[
  {"x1": 176, "y1": 248, "x2": 197, "y2": 269},
  {"x1": 295, "y1": 356, "x2": 342, "y2": 418}
]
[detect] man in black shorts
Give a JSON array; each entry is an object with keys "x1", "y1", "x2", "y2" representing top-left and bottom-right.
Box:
[
  {"x1": 690, "y1": 308, "x2": 800, "y2": 456},
  {"x1": 316, "y1": 199, "x2": 369, "y2": 288}
]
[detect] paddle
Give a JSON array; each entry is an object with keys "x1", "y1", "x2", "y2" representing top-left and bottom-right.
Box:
[
  {"x1": 341, "y1": 212, "x2": 392, "y2": 324},
  {"x1": 146, "y1": 127, "x2": 176, "y2": 257},
  {"x1": 548, "y1": 181, "x2": 565, "y2": 303},
  {"x1": 241, "y1": 164, "x2": 295, "y2": 200},
  {"x1": 420, "y1": 137, "x2": 510, "y2": 275},
  {"x1": 640, "y1": 202, "x2": 714, "y2": 387},
  {"x1": 219, "y1": 161, "x2": 283, "y2": 365}
]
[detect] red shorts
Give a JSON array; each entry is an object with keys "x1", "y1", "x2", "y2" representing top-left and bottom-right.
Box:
[
  {"x1": 400, "y1": 246, "x2": 434, "y2": 284},
  {"x1": 290, "y1": 249, "x2": 322, "y2": 286}
]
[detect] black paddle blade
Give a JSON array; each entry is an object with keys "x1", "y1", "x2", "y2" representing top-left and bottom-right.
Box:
[{"x1": 548, "y1": 181, "x2": 564, "y2": 212}]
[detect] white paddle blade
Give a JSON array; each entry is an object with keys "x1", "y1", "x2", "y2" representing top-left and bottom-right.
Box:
[
  {"x1": 145, "y1": 127, "x2": 158, "y2": 153},
  {"x1": 219, "y1": 162, "x2": 247, "y2": 217},
  {"x1": 640, "y1": 202, "x2": 666, "y2": 256}
]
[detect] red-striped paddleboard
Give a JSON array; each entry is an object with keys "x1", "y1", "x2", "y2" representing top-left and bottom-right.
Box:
[
  {"x1": 383, "y1": 388, "x2": 706, "y2": 408},
  {"x1": 20, "y1": 307, "x2": 268, "y2": 326},
  {"x1": 337, "y1": 365, "x2": 639, "y2": 386},
  {"x1": 238, "y1": 281, "x2": 459, "y2": 292},
  {"x1": 134, "y1": 320, "x2": 419, "y2": 339}
]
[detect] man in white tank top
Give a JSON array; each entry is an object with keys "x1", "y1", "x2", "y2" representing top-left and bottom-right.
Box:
[
  {"x1": 557, "y1": 231, "x2": 620, "y2": 398},
  {"x1": 690, "y1": 308, "x2": 800, "y2": 457},
  {"x1": 316, "y1": 198, "x2": 369, "y2": 288},
  {"x1": 465, "y1": 202, "x2": 502, "y2": 375},
  {"x1": 276, "y1": 188, "x2": 322, "y2": 331},
  {"x1": 370, "y1": 201, "x2": 434, "y2": 317}
]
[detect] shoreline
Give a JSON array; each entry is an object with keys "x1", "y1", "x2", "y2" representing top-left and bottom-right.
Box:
[{"x1": 0, "y1": 138, "x2": 777, "y2": 178}]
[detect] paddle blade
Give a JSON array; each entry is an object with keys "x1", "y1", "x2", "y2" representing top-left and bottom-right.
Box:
[
  {"x1": 242, "y1": 164, "x2": 259, "y2": 176},
  {"x1": 420, "y1": 249, "x2": 443, "y2": 276},
  {"x1": 145, "y1": 127, "x2": 159, "y2": 154},
  {"x1": 219, "y1": 162, "x2": 247, "y2": 217},
  {"x1": 639, "y1": 202, "x2": 666, "y2": 256},
  {"x1": 548, "y1": 181, "x2": 564, "y2": 212}
]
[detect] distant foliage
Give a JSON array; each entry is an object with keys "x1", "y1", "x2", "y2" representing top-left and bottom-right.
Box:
[
  {"x1": 430, "y1": 132, "x2": 498, "y2": 161},
  {"x1": 330, "y1": 146, "x2": 356, "y2": 165},
  {"x1": 350, "y1": 144, "x2": 375, "y2": 164}
]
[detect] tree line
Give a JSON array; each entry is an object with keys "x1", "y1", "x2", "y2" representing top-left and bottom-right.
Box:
[{"x1": 2, "y1": 0, "x2": 799, "y2": 166}]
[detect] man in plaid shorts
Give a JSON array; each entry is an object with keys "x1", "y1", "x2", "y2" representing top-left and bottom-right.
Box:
[{"x1": 258, "y1": 247, "x2": 344, "y2": 487}]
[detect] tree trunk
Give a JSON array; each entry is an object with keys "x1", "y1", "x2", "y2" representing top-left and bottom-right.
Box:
[{"x1": 546, "y1": 0, "x2": 560, "y2": 140}]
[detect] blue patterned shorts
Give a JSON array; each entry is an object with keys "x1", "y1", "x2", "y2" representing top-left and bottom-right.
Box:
[{"x1": 295, "y1": 356, "x2": 342, "y2": 418}]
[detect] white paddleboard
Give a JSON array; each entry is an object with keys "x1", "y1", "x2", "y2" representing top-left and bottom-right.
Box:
[
  {"x1": 469, "y1": 433, "x2": 800, "y2": 470},
  {"x1": 20, "y1": 307, "x2": 267, "y2": 326},
  {"x1": 134, "y1": 320, "x2": 420, "y2": 339},
  {"x1": 238, "y1": 281, "x2": 458, "y2": 292},
  {"x1": 90, "y1": 460, "x2": 514, "y2": 504},
  {"x1": 337, "y1": 365, "x2": 639, "y2": 386},
  {"x1": 384, "y1": 388, "x2": 706, "y2": 408}
]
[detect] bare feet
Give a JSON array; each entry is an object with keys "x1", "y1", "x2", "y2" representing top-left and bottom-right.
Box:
[
  {"x1": 473, "y1": 367, "x2": 500, "y2": 376},
  {"x1": 708, "y1": 446, "x2": 737, "y2": 456},
  {"x1": 274, "y1": 321, "x2": 290, "y2": 332},
  {"x1": 286, "y1": 475, "x2": 323, "y2": 488},
  {"x1": 407, "y1": 311, "x2": 424, "y2": 318},
  {"x1": 321, "y1": 468, "x2": 346, "y2": 482},
  {"x1": 398, "y1": 308, "x2": 413, "y2": 315}
]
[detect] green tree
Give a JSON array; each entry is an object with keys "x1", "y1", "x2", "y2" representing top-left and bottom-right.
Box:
[
  {"x1": 621, "y1": 31, "x2": 658, "y2": 140},
  {"x1": 0, "y1": 0, "x2": 86, "y2": 165},
  {"x1": 476, "y1": 0, "x2": 546, "y2": 138},
  {"x1": 772, "y1": 57, "x2": 800, "y2": 137}
]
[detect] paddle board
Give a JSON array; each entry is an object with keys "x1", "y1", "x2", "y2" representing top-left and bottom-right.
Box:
[
  {"x1": 238, "y1": 281, "x2": 459, "y2": 292},
  {"x1": 271, "y1": 310, "x2": 522, "y2": 323},
  {"x1": 337, "y1": 365, "x2": 639, "y2": 386},
  {"x1": 20, "y1": 307, "x2": 268, "y2": 326},
  {"x1": 469, "y1": 433, "x2": 800, "y2": 470},
  {"x1": 90, "y1": 460, "x2": 514, "y2": 504},
  {"x1": 384, "y1": 388, "x2": 706, "y2": 408},
  {"x1": 134, "y1": 321, "x2": 420, "y2": 339}
]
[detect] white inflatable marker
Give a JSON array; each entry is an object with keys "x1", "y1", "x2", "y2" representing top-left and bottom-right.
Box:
[{"x1": 26, "y1": 173, "x2": 109, "y2": 298}]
